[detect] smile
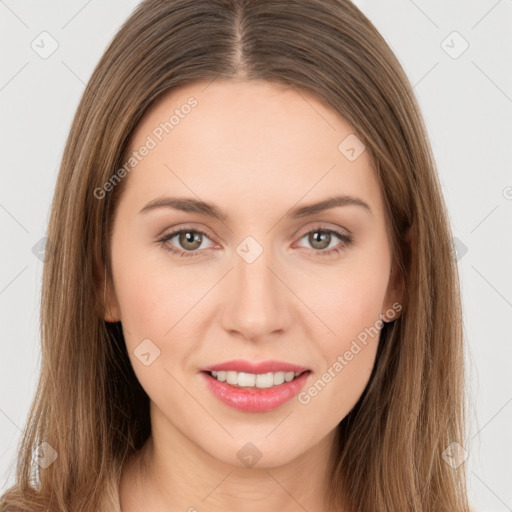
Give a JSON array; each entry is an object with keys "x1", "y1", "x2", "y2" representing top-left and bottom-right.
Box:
[
  {"x1": 209, "y1": 370, "x2": 304, "y2": 388},
  {"x1": 201, "y1": 370, "x2": 312, "y2": 412}
]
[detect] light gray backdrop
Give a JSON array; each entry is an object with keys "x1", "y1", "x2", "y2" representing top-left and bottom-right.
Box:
[{"x1": 1, "y1": 1, "x2": 511, "y2": 510}]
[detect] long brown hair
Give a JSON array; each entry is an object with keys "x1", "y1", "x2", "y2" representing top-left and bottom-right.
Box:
[{"x1": 0, "y1": 1, "x2": 472, "y2": 510}]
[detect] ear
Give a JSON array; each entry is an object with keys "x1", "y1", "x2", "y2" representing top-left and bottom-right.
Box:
[
  {"x1": 381, "y1": 228, "x2": 410, "y2": 323},
  {"x1": 96, "y1": 259, "x2": 121, "y2": 323},
  {"x1": 381, "y1": 258, "x2": 404, "y2": 322}
]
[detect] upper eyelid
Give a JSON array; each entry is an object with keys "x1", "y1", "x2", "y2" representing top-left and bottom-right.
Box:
[
  {"x1": 160, "y1": 225, "x2": 216, "y2": 243},
  {"x1": 293, "y1": 223, "x2": 351, "y2": 239}
]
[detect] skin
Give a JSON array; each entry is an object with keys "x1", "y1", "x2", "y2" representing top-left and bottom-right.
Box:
[{"x1": 102, "y1": 79, "x2": 403, "y2": 512}]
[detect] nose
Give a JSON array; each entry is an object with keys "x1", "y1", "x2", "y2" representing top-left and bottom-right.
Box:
[{"x1": 220, "y1": 245, "x2": 293, "y2": 342}]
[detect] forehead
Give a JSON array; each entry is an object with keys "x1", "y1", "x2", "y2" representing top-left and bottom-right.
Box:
[{"x1": 119, "y1": 79, "x2": 384, "y2": 221}]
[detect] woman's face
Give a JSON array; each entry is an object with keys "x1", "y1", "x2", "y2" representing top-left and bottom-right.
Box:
[{"x1": 104, "y1": 79, "x2": 402, "y2": 468}]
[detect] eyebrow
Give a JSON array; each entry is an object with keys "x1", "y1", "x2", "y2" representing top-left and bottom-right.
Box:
[{"x1": 139, "y1": 194, "x2": 372, "y2": 221}]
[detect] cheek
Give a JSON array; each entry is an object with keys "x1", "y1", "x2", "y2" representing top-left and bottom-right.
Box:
[
  {"x1": 112, "y1": 234, "x2": 195, "y2": 337},
  {"x1": 110, "y1": 241, "x2": 177, "y2": 366},
  {"x1": 297, "y1": 286, "x2": 383, "y2": 421},
  {"x1": 294, "y1": 258, "x2": 388, "y2": 412},
  {"x1": 301, "y1": 257, "x2": 389, "y2": 344},
  {"x1": 114, "y1": 266, "x2": 198, "y2": 408},
  {"x1": 113, "y1": 247, "x2": 212, "y2": 379},
  {"x1": 118, "y1": 273, "x2": 172, "y2": 338}
]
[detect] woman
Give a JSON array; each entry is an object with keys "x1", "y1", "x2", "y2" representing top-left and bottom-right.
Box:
[{"x1": 0, "y1": 0, "x2": 473, "y2": 511}]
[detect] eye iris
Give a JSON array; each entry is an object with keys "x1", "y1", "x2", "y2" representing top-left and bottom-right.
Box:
[
  {"x1": 309, "y1": 231, "x2": 330, "y2": 250},
  {"x1": 179, "y1": 231, "x2": 202, "y2": 250}
]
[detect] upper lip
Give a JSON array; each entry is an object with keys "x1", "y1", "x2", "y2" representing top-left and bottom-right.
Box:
[{"x1": 202, "y1": 359, "x2": 310, "y2": 374}]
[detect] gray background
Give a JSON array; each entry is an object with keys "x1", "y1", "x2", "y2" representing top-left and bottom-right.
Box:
[{"x1": 1, "y1": 1, "x2": 511, "y2": 510}]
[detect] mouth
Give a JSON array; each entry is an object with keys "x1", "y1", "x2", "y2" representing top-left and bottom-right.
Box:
[
  {"x1": 203, "y1": 369, "x2": 310, "y2": 389},
  {"x1": 200, "y1": 369, "x2": 312, "y2": 412}
]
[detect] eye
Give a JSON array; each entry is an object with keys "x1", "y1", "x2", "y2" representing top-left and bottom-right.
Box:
[
  {"x1": 158, "y1": 224, "x2": 352, "y2": 258},
  {"x1": 295, "y1": 225, "x2": 352, "y2": 256},
  {"x1": 158, "y1": 227, "x2": 215, "y2": 257}
]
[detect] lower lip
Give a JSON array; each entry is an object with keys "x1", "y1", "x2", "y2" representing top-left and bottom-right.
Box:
[{"x1": 200, "y1": 371, "x2": 311, "y2": 412}]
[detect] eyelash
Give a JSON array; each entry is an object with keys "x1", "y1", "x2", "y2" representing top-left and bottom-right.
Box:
[{"x1": 158, "y1": 225, "x2": 353, "y2": 258}]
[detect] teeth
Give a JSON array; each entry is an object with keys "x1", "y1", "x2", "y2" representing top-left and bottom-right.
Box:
[{"x1": 210, "y1": 370, "x2": 302, "y2": 388}]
